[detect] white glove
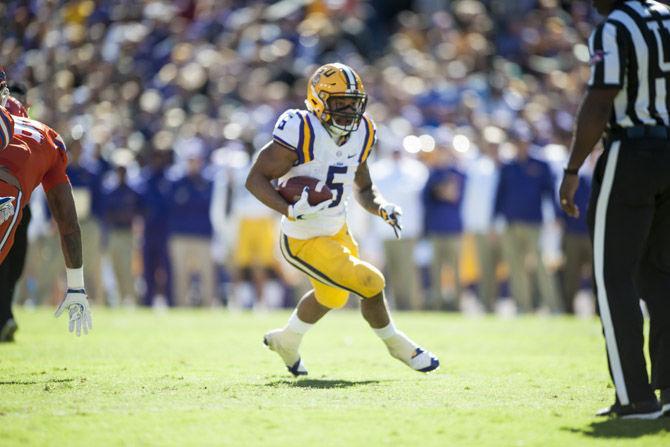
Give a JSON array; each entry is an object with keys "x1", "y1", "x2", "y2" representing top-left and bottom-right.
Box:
[
  {"x1": 288, "y1": 187, "x2": 333, "y2": 220},
  {"x1": 55, "y1": 289, "x2": 92, "y2": 336},
  {"x1": 379, "y1": 203, "x2": 403, "y2": 239},
  {"x1": 0, "y1": 196, "x2": 15, "y2": 225}
]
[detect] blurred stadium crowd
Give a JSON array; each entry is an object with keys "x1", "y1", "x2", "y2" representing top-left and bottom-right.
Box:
[{"x1": 1, "y1": 0, "x2": 602, "y2": 314}]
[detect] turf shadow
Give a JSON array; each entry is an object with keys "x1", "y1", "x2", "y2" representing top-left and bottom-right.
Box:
[
  {"x1": 562, "y1": 418, "x2": 670, "y2": 439},
  {"x1": 265, "y1": 379, "x2": 381, "y2": 389}
]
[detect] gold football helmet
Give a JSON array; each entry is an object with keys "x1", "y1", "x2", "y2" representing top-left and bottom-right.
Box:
[{"x1": 305, "y1": 63, "x2": 367, "y2": 135}]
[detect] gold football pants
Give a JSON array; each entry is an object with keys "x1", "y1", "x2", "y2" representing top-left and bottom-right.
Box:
[{"x1": 280, "y1": 225, "x2": 385, "y2": 308}]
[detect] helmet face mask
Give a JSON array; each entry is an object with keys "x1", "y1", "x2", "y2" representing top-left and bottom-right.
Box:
[
  {"x1": 325, "y1": 93, "x2": 367, "y2": 133},
  {"x1": 306, "y1": 63, "x2": 367, "y2": 136}
]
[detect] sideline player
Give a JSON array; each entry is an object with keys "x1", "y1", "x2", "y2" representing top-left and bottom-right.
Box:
[
  {"x1": 246, "y1": 63, "x2": 439, "y2": 375},
  {"x1": 0, "y1": 105, "x2": 91, "y2": 338}
]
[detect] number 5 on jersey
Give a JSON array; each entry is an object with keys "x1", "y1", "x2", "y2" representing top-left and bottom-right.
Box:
[{"x1": 326, "y1": 166, "x2": 347, "y2": 208}]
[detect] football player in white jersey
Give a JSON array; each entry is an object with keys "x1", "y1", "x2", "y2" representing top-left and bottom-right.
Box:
[{"x1": 246, "y1": 63, "x2": 439, "y2": 376}]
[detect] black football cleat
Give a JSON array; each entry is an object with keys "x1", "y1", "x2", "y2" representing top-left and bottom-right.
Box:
[
  {"x1": 661, "y1": 389, "x2": 670, "y2": 417},
  {"x1": 0, "y1": 318, "x2": 18, "y2": 342},
  {"x1": 596, "y1": 399, "x2": 663, "y2": 419}
]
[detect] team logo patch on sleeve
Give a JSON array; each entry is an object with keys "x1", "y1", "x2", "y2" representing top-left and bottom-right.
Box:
[{"x1": 589, "y1": 50, "x2": 608, "y2": 65}]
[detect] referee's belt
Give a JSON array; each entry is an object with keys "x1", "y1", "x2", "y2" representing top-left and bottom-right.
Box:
[{"x1": 609, "y1": 125, "x2": 670, "y2": 140}]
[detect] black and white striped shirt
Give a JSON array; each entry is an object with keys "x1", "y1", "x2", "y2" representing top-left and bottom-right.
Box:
[{"x1": 588, "y1": 0, "x2": 670, "y2": 128}]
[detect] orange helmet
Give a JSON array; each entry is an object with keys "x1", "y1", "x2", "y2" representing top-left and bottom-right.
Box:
[{"x1": 305, "y1": 63, "x2": 367, "y2": 134}]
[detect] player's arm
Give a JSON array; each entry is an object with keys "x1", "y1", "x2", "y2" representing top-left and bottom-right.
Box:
[
  {"x1": 355, "y1": 161, "x2": 402, "y2": 238},
  {"x1": 46, "y1": 182, "x2": 92, "y2": 336},
  {"x1": 353, "y1": 160, "x2": 386, "y2": 214},
  {"x1": 245, "y1": 141, "x2": 297, "y2": 216},
  {"x1": 45, "y1": 182, "x2": 82, "y2": 268}
]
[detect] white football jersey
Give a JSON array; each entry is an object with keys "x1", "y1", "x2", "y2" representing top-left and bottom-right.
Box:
[{"x1": 272, "y1": 108, "x2": 377, "y2": 239}]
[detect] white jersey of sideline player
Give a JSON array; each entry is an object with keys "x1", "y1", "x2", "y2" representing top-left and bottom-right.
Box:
[{"x1": 272, "y1": 108, "x2": 376, "y2": 240}]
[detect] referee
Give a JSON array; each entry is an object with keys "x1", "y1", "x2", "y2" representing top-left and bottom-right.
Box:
[{"x1": 560, "y1": 0, "x2": 670, "y2": 419}]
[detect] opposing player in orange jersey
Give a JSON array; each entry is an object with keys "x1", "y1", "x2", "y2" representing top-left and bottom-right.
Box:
[
  {"x1": 0, "y1": 71, "x2": 33, "y2": 342},
  {"x1": 0, "y1": 105, "x2": 91, "y2": 337}
]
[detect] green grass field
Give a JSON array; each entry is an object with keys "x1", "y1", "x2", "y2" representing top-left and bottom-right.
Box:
[{"x1": 1, "y1": 308, "x2": 669, "y2": 446}]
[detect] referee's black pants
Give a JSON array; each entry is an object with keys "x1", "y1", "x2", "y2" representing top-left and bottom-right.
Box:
[
  {"x1": 0, "y1": 206, "x2": 31, "y2": 325},
  {"x1": 588, "y1": 137, "x2": 670, "y2": 406}
]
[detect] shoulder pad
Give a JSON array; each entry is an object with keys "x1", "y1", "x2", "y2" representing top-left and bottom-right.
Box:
[
  {"x1": 272, "y1": 109, "x2": 303, "y2": 150},
  {"x1": 272, "y1": 109, "x2": 315, "y2": 164},
  {"x1": 358, "y1": 114, "x2": 377, "y2": 164}
]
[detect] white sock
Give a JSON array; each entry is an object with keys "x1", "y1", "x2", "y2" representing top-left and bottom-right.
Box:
[
  {"x1": 383, "y1": 330, "x2": 418, "y2": 361},
  {"x1": 286, "y1": 310, "x2": 313, "y2": 335},
  {"x1": 373, "y1": 321, "x2": 397, "y2": 340}
]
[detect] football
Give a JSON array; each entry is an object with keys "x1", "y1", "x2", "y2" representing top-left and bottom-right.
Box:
[{"x1": 277, "y1": 176, "x2": 333, "y2": 206}]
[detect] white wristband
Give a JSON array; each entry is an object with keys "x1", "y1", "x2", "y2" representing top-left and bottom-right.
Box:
[{"x1": 66, "y1": 267, "x2": 85, "y2": 289}]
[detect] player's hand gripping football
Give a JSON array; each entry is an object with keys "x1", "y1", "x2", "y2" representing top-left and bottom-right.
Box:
[
  {"x1": 288, "y1": 186, "x2": 333, "y2": 220},
  {"x1": 379, "y1": 203, "x2": 403, "y2": 239},
  {"x1": 0, "y1": 196, "x2": 15, "y2": 225},
  {"x1": 55, "y1": 289, "x2": 92, "y2": 336}
]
